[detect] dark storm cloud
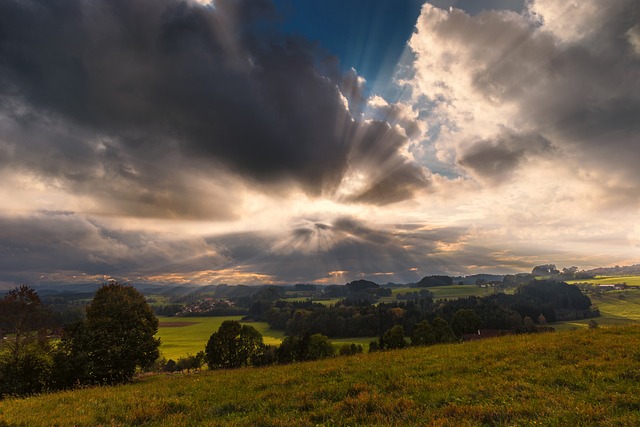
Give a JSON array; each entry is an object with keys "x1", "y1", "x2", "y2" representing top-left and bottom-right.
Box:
[
  {"x1": 0, "y1": 211, "x2": 228, "y2": 283},
  {"x1": 458, "y1": 131, "x2": 553, "y2": 184},
  {"x1": 0, "y1": 0, "x2": 427, "y2": 215}
]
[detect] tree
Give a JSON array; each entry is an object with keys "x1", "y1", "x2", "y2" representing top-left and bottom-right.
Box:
[
  {"x1": 205, "y1": 320, "x2": 264, "y2": 369},
  {"x1": 306, "y1": 334, "x2": 335, "y2": 360},
  {"x1": 276, "y1": 336, "x2": 302, "y2": 364},
  {"x1": 381, "y1": 325, "x2": 406, "y2": 350},
  {"x1": 417, "y1": 275, "x2": 453, "y2": 287},
  {"x1": 0, "y1": 285, "x2": 54, "y2": 397},
  {"x1": 431, "y1": 317, "x2": 456, "y2": 343},
  {"x1": 253, "y1": 344, "x2": 278, "y2": 366},
  {"x1": 451, "y1": 309, "x2": 482, "y2": 336},
  {"x1": 532, "y1": 264, "x2": 559, "y2": 276},
  {"x1": 339, "y1": 343, "x2": 363, "y2": 356},
  {"x1": 68, "y1": 282, "x2": 160, "y2": 385},
  {"x1": 177, "y1": 352, "x2": 205, "y2": 372},
  {"x1": 0, "y1": 285, "x2": 52, "y2": 364},
  {"x1": 411, "y1": 320, "x2": 435, "y2": 346}
]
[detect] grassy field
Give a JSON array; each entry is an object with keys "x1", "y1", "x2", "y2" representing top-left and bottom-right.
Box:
[
  {"x1": 157, "y1": 317, "x2": 372, "y2": 359},
  {"x1": 568, "y1": 275, "x2": 640, "y2": 286},
  {"x1": 555, "y1": 288, "x2": 640, "y2": 330},
  {"x1": 156, "y1": 316, "x2": 285, "y2": 360},
  {"x1": 377, "y1": 285, "x2": 498, "y2": 304},
  {"x1": 3, "y1": 325, "x2": 640, "y2": 426}
]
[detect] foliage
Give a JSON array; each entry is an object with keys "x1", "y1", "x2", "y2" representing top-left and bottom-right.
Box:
[
  {"x1": 410, "y1": 320, "x2": 435, "y2": 346},
  {"x1": 380, "y1": 325, "x2": 406, "y2": 350},
  {"x1": 396, "y1": 289, "x2": 434, "y2": 300},
  {"x1": 416, "y1": 275, "x2": 453, "y2": 287},
  {"x1": 65, "y1": 282, "x2": 160, "y2": 385},
  {"x1": 516, "y1": 280, "x2": 592, "y2": 313},
  {"x1": 306, "y1": 334, "x2": 335, "y2": 360},
  {"x1": 264, "y1": 280, "x2": 597, "y2": 341},
  {"x1": 205, "y1": 320, "x2": 264, "y2": 369},
  {"x1": 338, "y1": 343, "x2": 363, "y2": 356},
  {"x1": 5, "y1": 326, "x2": 640, "y2": 426},
  {"x1": 266, "y1": 298, "x2": 436, "y2": 338},
  {"x1": 275, "y1": 333, "x2": 335, "y2": 363},
  {"x1": 0, "y1": 286, "x2": 54, "y2": 397},
  {"x1": 431, "y1": 317, "x2": 456, "y2": 343},
  {"x1": 346, "y1": 280, "x2": 379, "y2": 293},
  {"x1": 173, "y1": 352, "x2": 204, "y2": 372},
  {"x1": 0, "y1": 285, "x2": 52, "y2": 363},
  {"x1": 451, "y1": 309, "x2": 482, "y2": 336},
  {"x1": 532, "y1": 264, "x2": 560, "y2": 276},
  {"x1": 0, "y1": 340, "x2": 54, "y2": 398}
]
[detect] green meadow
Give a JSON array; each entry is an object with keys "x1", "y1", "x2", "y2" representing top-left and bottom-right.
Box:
[
  {"x1": 157, "y1": 316, "x2": 374, "y2": 359},
  {"x1": 156, "y1": 316, "x2": 285, "y2": 360},
  {"x1": 556, "y1": 287, "x2": 640, "y2": 330},
  {"x1": 568, "y1": 275, "x2": 640, "y2": 286},
  {"x1": 4, "y1": 326, "x2": 640, "y2": 426}
]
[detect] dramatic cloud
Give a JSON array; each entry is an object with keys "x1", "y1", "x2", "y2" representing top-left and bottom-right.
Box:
[
  {"x1": 457, "y1": 130, "x2": 553, "y2": 184},
  {"x1": 405, "y1": 0, "x2": 640, "y2": 202},
  {"x1": 0, "y1": 211, "x2": 229, "y2": 285},
  {"x1": 1, "y1": 0, "x2": 639, "y2": 286},
  {"x1": 0, "y1": 0, "x2": 426, "y2": 217}
]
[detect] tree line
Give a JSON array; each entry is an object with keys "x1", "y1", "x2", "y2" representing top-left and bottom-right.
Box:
[{"x1": 253, "y1": 280, "x2": 598, "y2": 339}]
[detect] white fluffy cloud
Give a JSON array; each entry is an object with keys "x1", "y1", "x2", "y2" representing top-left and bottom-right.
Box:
[
  {"x1": 382, "y1": 0, "x2": 640, "y2": 270},
  {"x1": 402, "y1": 0, "x2": 640, "y2": 193}
]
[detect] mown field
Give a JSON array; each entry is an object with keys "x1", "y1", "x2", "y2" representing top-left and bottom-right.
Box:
[
  {"x1": 568, "y1": 275, "x2": 640, "y2": 287},
  {"x1": 157, "y1": 316, "x2": 374, "y2": 360},
  {"x1": 3, "y1": 326, "x2": 640, "y2": 426},
  {"x1": 156, "y1": 316, "x2": 286, "y2": 360}
]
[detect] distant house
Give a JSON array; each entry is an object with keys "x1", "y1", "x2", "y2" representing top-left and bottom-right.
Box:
[{"x1": 597, "y1": 283, "x2": 628, "y2": 291}]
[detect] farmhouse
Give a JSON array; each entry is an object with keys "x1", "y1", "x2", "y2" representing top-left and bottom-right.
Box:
[{"x1": 597, "y1": 283, "x2": 628, "y2": 291}]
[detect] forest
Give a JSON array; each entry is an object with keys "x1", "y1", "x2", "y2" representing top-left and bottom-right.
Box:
[{"x1": 256, "y1": 280, "x2": 597, "y2": 338}]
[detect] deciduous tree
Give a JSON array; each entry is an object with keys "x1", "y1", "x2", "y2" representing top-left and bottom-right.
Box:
[
  {"x1": 411, "y1": 320, "x2": 435, "y2": 346},
  {"x1": 381, "y1": 324, "x2": 406, "y2": 349},
  {"x1": 205, "y1": 320, "x2": 264, "y2": 369},
  {"x1": 67, "y1": 282, "x2": 160, "y2": 385},
  {"x1": 0, "y1": 285, "x2": 54, "y2": 397}
]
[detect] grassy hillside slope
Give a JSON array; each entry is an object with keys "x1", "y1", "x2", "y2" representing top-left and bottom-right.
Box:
[{"x1": 3, "y1": 326, "x2": 640, "y2": 426}]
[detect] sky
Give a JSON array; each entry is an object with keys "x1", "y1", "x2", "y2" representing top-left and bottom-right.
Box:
[{"x1": 0, "y1": 0, "x2": 639, "y2": 287}]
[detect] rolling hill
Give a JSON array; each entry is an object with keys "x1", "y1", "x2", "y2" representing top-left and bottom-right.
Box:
[{"x1": 2, "y1": 326, "x2": 640, "y2": 426}]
